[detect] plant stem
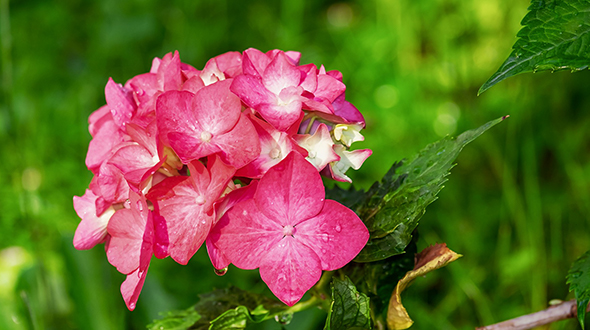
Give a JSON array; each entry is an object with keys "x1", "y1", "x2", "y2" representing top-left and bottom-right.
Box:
[{"x1": 476, "y1": 299, "x2": 589, "y2": 330}]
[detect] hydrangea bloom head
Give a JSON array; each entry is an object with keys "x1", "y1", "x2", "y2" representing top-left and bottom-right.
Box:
[{"x1": 73, "y1": 49, "x2": 371, "y2": 309}]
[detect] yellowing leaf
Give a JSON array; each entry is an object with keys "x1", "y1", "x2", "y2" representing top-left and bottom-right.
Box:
[{"x1": 386, "y1": 243, "x2": 462, "y2": 330}]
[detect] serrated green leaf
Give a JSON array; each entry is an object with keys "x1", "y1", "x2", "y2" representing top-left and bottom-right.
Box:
[
  {"x1": 147, "y1": 286, "x2": 287, "y2": 330},
  {"x1": 354, "y1": 116, "x2": 507, "y2": 262},
  {"x1": 567, "y1": 249, "x2": 590, "y2": 329},
  {"x1": 324, "y1": 276, "x2": 371, "y2": 330},
  {"x1": 479, "y1": 0, "x2": 590, "y2": 94}
]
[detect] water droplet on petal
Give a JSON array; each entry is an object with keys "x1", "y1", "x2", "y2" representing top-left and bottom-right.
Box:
[
  {"x1": 335, "y1": 225, "x2": 342, "y2": 232},
  {"x1": 136, "y1": 200, "x2": 144, "y2": 212},
  {"x1": 129, "y1": 302, "x2": 136, "y2": 310},
  {"x1": 124, "y1": 199, "x2": 131, "y2": 208},
  {"x1": 321, "y1": 233, "x2": 329, "y2": 242},
  {"x1": 214, "y1": 267, "x2": 228, "y2": 276}
]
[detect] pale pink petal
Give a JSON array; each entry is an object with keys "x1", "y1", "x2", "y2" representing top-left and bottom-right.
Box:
[
  {"x1": 314, "y1": 74, "x2": 346, "y2": 103},
  {"x1": 294, "y1": 123, "x2": 340, "y2": 171},
  {"x1": 254, "y1": 152, "x2": 324, "y2": 226},
  {"x1": 259, "y1": 237, "x2": 322, "y2": 306},
  {"x1": 298, "y1": 64, "x2": 318, "y2": 93},
  {"x1": 209, "y1": 199, "x2": 283, "y2": 269},
  {"x1": 296, "y1": 200, "x2": 369, "y2": 270},
  {"x1": 329, "y1": 146, "x2": 372, "y2": 183},
  {"x1": 73, "y1": 190, "x2": 114, "y2": 250},
  {"x1": 109, "y1": 143, "x2": 159, "y2": 186},
  {"x1": 258, "y1": 99, "x2": 303, "y2": 132}
]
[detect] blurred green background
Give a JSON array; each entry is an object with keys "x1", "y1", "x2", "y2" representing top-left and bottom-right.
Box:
[{"x1": 1, "y1": 0, "x2": 590, "y2": 329}]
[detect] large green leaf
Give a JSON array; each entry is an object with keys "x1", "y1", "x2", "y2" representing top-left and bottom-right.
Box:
[
  {"x1": 567, "y1": 249, "x2": 590, "y2": 329},
  {"x1": 147, "y1": 286, "x2": 287, "y2": 330},
  {"x1": 354, "y1": 116, "x2": 507, "y2": 262},
  {"x1": 324, "y1": 276, "x2": 371, "y2": 330},
  {"x1": 479, "y1": 0, "x2": 590, "y2": 94}
]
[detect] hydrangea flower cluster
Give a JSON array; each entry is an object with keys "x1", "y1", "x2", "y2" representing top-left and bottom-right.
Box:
[{"x1": 73, "y1": 49, "x2": 371, "y2": 309}]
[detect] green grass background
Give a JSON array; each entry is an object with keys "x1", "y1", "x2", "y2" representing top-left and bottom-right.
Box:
[{"x1": 1, "y1": 0, "x2": 590, "y2": 329}]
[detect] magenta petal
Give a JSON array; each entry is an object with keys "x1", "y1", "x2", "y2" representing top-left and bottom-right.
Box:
[
  {"x1": 109, "y1": 143, "x2": 157, "y2": 185},
  {"x1": 97, "y1": 162, "x2": 129, "y2": 203},
  {"x1": 258, "y1": 100, "x2": 303, "y2": 132},
  {"x1": 210, "y1": 199, "x2": 283, "y2": 269},
  {"x1": 259, "y1": 237, "x2": 322, "y2": 306},
  {"x1": 193, "y1": 79, "x2": 241, "y2": 134},
  {"x1": 86, "y1": 119, "x2": 126, "y2": 173},
  {"x1": 254, "y1": 152, "x2": 324, "y2": 226},
  {"x1": 120, "y1": 266, "x2": 148, "y2": 311},
  {"x1": 296, "y1": 200, "x2": 369, "y2": 270},
  {"x1": 168, "y1": 131, "x2": 222, "y2": 164}
]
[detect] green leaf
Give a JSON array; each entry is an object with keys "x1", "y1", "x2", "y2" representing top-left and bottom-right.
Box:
[
  {"x1": 479, "y1": 0, "x2": 590, "y2": 94},
  {"x1": 567, "y1": 249, "x2": 590, "y2": 329},
  {"x1": 354, "y1": 116, "x2": 507, "y2": 262},
  {"x1": 147, "y1": 286, "x2": 287, "y2": 330},
  {"x1": 146, "y1": 307, "x2": 201, "y2": 330},
  {"x1": 324, "y1": 276, "x2": 371, "y2": 330}
]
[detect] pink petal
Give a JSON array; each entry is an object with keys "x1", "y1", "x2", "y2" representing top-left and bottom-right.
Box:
[
  {"x1": 262, "y1": 53, "x2": 301, "y2": 96},
  {"x1": 314, "y1": 74, "x2": 346, "y2": 103},
  {"x1": 105, "y1": 78, "x2": 137, "y2": 128},
  {"x1": 242, "y1": 48, "x2": 271, "y2": 76},
  {"x1": 167, "y1": 132, "x2": 222, "y2": 164},
  {"x1": 97, "y1": 161, "x2": 130, "y2": 203},
  {"x1": 86, "y1": 119, "x2": 127, "y2": 173},
  {"x1": 155, "y1": 90, "x2": 195, "y2": 147},
  {"x1": 206, "y1": 236, "x2": 230, "y2": 270},
  {"x1": 230, "y1": 75, "x2": 275, "y2": 109},
  {"x1": 259, "y1": 237, "x2": 322, "y2": 306},
  {"x1": 73, "y1": 190, "x2": 114, "y2": 250},
  {"x1": 88, "y1": 105, "x2": 112, "y2": 137},
  {"x1": 120, "y1": 266, "x2": 148, "y2": 311},
  {"x1": 296, "y1": 200, "x2": 369, "y2": 270},
  {"x1": 106, "y1": 193, "x2": 150, "y2": 275},
  {"x1": 157, "y1": 51, "x2": 182, "y2": 91},
  {"x1": 209, "y1": 199, "x2": 283, "y2": 269},
  {"x1": 109, "y1": 143, "x2": 158, "y2": 186},
  {"x1": 254, "y1": 152, "x2": 324, "y2": 226},
  {"x1": 192, "y1": 79, "x2": 241, "y2": 135},
  {"x1": 210, "y1": 113, "x2": 261, "y2": 168}
]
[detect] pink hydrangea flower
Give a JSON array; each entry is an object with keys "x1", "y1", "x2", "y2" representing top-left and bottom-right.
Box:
[{"x1": 209, "y1": 152, "x2": 369, "y2": 305}]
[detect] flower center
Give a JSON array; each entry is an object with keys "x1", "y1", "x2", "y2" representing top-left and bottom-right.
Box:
[
  {"x1": 269, "y1": 148, "x2": 281, "y2": 159},
  {"x1": 282, "y1": 225, "x2": 295, "y2": 237},
  {"x1": 200, "y1": 131, "x2": 212, "y2": 142},
  {"x1": 195, "y1": 195, "x2": 206, "y2": 205}
]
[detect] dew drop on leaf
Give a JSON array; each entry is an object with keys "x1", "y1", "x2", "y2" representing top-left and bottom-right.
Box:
[
  {"x1": 274, "y1": 312, "x2": 293, "y2": 325},
  {"x1": 214, "y1": 267, "x2": 228, "y2": 276}
]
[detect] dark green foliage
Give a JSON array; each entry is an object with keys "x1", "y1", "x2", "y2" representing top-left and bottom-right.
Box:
[
  {"x1": 353, "y1": 116, "x2": 507, "y2": 262},
  {"x1": 324, "y1": 276, "x2": 371, "y2": 330},
  {"x1": 148, "y1": 287, "x2": 287, "y2": 330},
  {"x1": 567, "y1": 250, "x2": 590, "y2": 329},
  {"x1": 479, "y1": 0, "x2": 590, "y2": 94}
]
